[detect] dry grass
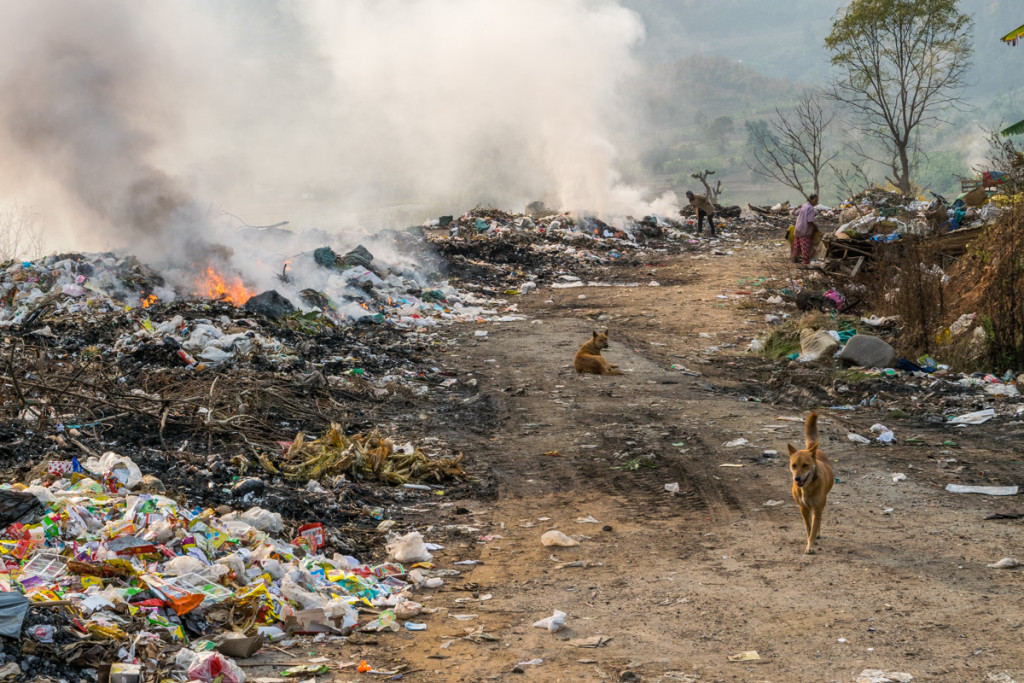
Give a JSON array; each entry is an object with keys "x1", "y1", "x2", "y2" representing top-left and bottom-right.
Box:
[
  {"x1": 866, "y1": 236, "x2": 947, "y2": 357},
  {"x1": 946, "y1": 200, "x2": 1024, "y2": 371}
]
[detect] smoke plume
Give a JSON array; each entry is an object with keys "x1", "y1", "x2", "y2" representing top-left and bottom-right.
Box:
[{"x1": 0, "y1": 0, "x2": 672, "y2": 267}]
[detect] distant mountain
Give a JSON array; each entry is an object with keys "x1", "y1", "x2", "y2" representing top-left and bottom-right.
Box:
[{"x1": 642, "y1": 54, "x2": 802, "y2": 129}]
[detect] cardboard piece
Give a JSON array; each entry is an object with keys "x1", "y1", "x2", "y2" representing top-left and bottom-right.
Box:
[
  {"x1": 283, "y1": 608, "x2": 344, "y2": 635},
  {"x1": 216, "y1": 633, "x2": 266, "y2": 658},
  {"x1": 567, "y1": 635, "x2": 612, "y2": 648},
  {"x1": 109, "y1": 663, "x2": 142, "y2": 683},
  {"x1": 727, "y1": 651, "x2": 761, "y2": 662}
]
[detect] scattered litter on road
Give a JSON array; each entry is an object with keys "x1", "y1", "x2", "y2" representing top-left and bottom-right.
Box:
[
  {"x1": 568, "y1": 635, "x2": 613, "y2": 648},
  {"x1": 871, "y1": 423, "x2": 895, "y2": 443},
  {"x1": 512, "y1": 658, "x2": 544, "y2": 672},
  {"x1": 946, "y1": 484, "x2": 1018, "y2": 496},
  {"x1": 541, "y1": 530, "x2": 580, "y2": 547},
  {"x1": 727, "y1": 650, "x2": 760, "y2": 662},
  {"x1": 533, "y1": 610, "x2": 566, "y2": 632},
  {"x1": 856, "y1": 670, "x2": 914, "y2": 683},
  {"x1": 948, "y1": 408, "x2": 996, "y2": 425},
  {"x1": 987, "y1": 558, "x2": 1020, "y2": 569}
]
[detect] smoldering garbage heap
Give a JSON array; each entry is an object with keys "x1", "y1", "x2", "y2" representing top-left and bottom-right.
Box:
[
  {"x1": 427, "y1": 204, "x2": 780, "y2": 291},
  {"x1": 0, "y1": 234, "x2": 476, "y2": 679},
  {"x1": 1, "y1": 205, "x2": 764, "y2": 679}
]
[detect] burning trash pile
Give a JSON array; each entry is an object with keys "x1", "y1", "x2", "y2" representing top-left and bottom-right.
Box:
[
  {"x1": 0, "y1": 449, "x2": 458, "y2": 681},
  {"x1": 0, "y1": 233, "x2": 525, "y2": 333},
  {"x1": 0, "y1": 203, "x2": 778, "y2": 678},
  {"x1": 426, "y1": 205, "x2": 778, "y2": 292},
  {"x1": 0, "y1": 232, "x2": 498, "y2": 677}
]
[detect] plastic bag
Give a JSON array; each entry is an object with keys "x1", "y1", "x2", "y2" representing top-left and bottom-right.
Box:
[
  {"x1": 85, "y1": 452, "x2": 143, "y2": 489},
  {"x1": 540, "y1": 530, "x2": 579, "y2": 547},
  {"x1": 281, "y1": 569, "x2": 326, "y2": 610},
  {"x1": 173, "y1": 648, "x2": 199, "y2": 672},
  {"x1": 0, "y1": 490, "x2": 43, "y2": 526},
  {"x1": 260, "y1": 558, "x2": 285, "y2": 580},
  {"x1": 22, "y1": 485, "x2": 56, "y2": 505},
  {"x1": 240, "y1": 506, "x2": 283, "y2": 533},
  {"x1": 406, "y1": 569, "x2": 444, "y2": 589},
  {"x1": 142, "y1": 518, "x2": 175, "y2": 544},
  {"x1": 257, "y1": 625, "x2": 287, "y2": 642},
  {"x1": 533, "y1": 610, "x2": 566, "y2": 632},
  {"x1": 198, "y1": 562, "x2": 230, "y2": 581},
  {"x1": 162, "y1": 555, "x2": 206, "y2": 576},
  {"x1": 215, "y1": 553, "x2": 246, "y2": 581},
  {"x1": 386, "y1": 531, "x2": 433, "y2": 563},
  {"x1": 0, "y1": 592, "x2": 30, "y2": 638},
  {"x1": 222, "y1": 519, "x2": 255, "y2": 538},
  {"x1": 325, "y1": 599, "x2": 360, "y2": 629},
  {"x1": 394, "y1": 600, "x2": 423, "y2": 619},
  {"x1": 187, "y1": 651, "x2": 246, "y2": 683},
  {"x1": 182, "y1": 324, "x2": 223, "y2": 352}
]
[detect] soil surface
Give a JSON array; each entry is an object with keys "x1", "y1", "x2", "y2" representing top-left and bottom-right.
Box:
[{"x1": 245, "y1": 234, "x2": 1024, "y2": 682}]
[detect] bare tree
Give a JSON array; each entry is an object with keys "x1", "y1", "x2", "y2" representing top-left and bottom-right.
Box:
[
  {"x1": 831, "y1": 159, "x2": 874, "y2": 204},
  {"x1": 690, "y1": 169, "x2": 721, "y2": 204},
  {"x1": 746, "y1": 90, "x2": 838, "y2": 200},
  {"x1": 0, "y1": 204, "x2": 44, "y2": 261},
  {"x1": 825, "y1": 0, "x2": 973, "y2": 195}
]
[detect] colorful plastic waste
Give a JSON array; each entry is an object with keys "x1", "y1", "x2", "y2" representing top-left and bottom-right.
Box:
[{"x1": 0, "y1": 453, "x2": 429, "y2": 677}]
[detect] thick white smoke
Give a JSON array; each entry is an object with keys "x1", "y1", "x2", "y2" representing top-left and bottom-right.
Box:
[{"x1": 0, "y1": 0, "x2": 674, "y2": 269}]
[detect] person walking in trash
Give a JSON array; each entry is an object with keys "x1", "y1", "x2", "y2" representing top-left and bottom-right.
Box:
[
  {"x1": 791, "y1": 193, "x2": 819, "y2": 265},
  {"x1": 684, "y1": 190, "x2": 717, "y2": 237}
]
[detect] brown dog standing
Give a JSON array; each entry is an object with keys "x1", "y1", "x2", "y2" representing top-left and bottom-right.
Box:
[
  {"x1": 788, "y1": 412, "x2": 834, "y2": 554},
  {"x1": 574, "y1": 330, "x2": 624, "y2": 375}
]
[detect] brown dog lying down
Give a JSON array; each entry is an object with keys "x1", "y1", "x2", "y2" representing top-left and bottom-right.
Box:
[
  {"x1": 788, "y1": 411, "x2": 834, "y2": 554},
  {"x1": 574, "y1": 330, "x2": 624, "y2": 375}
]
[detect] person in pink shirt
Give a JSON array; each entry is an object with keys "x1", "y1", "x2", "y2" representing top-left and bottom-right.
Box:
[{"x1": 792, "y1": 193, "x2": 818, "y2": 264}]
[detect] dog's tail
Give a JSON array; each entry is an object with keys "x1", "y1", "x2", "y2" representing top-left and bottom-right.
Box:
[{"x1": 804, "y1": 411, "x2": 819, "y2": 449}]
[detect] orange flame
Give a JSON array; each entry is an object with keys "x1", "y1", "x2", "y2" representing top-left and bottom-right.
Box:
[
  {"x1": 140, "y1": 293, "x2": 158, "y2": 308},
  {"x1": 193, "y1": 266, "x2": 253, "y2": 306}
]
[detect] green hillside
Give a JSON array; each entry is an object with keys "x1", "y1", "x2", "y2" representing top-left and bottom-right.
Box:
[{"x1": 623, "y1": 0, "x2": 1023, "y2": 205}]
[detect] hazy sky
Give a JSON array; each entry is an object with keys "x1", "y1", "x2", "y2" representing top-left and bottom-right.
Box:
[
  {"x1": 0, "y1": 0, "x2": 676, "y2": 262},
  {"x1": 0, "y1": 0, "x2": 1017, "y2": 263}
]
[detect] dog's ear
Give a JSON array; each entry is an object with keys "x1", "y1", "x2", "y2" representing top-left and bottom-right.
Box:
[
  {"x1": 787, "y1": 443, "x2": 797, "y2": 455},
  {"x1": 603, "y1": 328, "x2": 609, "y2": 335},
  {"x1": 592, "y1": 331, "x2": 598, "y2": 339}
]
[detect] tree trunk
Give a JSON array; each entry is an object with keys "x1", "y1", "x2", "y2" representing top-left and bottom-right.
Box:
[{"x1": 897, "y1": 143, "x2": 912, "y2": 195}]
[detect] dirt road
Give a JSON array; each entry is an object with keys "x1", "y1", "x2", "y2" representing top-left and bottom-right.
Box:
[{"x1": 310, "y1": 235, "x2": 1024, "y2": 682}]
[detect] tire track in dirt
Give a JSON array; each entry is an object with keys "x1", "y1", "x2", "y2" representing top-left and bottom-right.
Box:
[{"x1": 455, "y1": 310, "x2": 744, "y2": 524}]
